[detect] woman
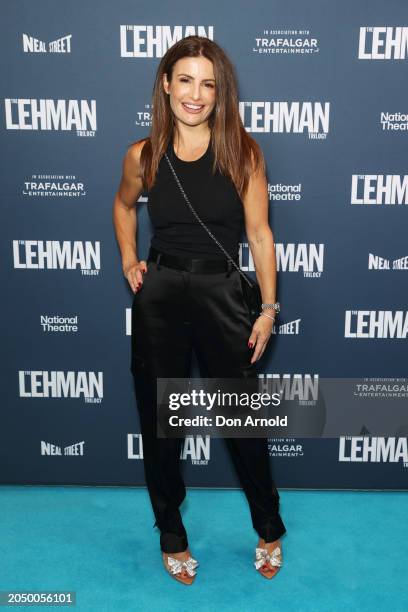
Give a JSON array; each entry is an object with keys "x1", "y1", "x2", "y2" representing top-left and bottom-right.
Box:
[{"x1": 113, "y1": 35, "x2": 286, "y2": 585}]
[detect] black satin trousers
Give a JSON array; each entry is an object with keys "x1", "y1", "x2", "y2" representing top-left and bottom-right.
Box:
[{"x1": 130, "y1": 256, "x2": 287, "y2": 553}]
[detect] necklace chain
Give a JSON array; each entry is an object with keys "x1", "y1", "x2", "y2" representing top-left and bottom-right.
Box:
[{"x1": 164, "y1": 151, "x2": 254, "y2": 288}]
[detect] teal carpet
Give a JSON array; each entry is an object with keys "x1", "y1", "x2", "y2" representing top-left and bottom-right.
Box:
[{"x1": 1, "y1": 486, "x2": 407, "y2": 611}]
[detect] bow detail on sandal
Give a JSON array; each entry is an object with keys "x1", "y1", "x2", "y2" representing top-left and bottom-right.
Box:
[
  {"x1": 167, "y1": 555, "x2": 199, "y2": 577},
  {"x1": 254, "y1": 546, "x2": 283, "y2": 571}
]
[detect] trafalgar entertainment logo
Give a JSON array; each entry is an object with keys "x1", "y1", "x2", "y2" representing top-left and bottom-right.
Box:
[
  {"x1": 120, "y1": 25, "x2": 214, "y2": 57},
  {"x1": 19, "y1": 370, "x2": 103, "y2": 403},
  {"x1": 41, "y1": 441, "x2": 85, "y2": 456},
  {"x1": 339, "y1": 437, "x2": 408, "y2": 468},
  {"x1": 368, "y1": 253, "x2": 408, "y2": 270},
  {"x1": 380, "y1": 112, "x2": 408, "y2": 132},
  {"x1": 22, "y1": 33, "x2": 72, "y2": 53},
  {"x1": 4, "y1": 98, "x2": 96, "y2": 137},
  {"x1": 41, "y1": 315, "x2": 79, "y2": 333},
  {"x1": 22, "y1": 174, "x2": 86, "y2": 198},
  {"x1": 268, "y1": 437, "x2": 305, "y2": 457},
  {"x1": 351, "y1": 174, "x2": 408, "y2": 205},
  {"x1": 268, "y1": 182, "x2": 303, "y2": 203},
  {"x1": 344, "y1": 310, "x2": 408, "y2": 339},
  {"x1": 258, "y1": 373, "x2": 320, "y2": 406},
  {"x1": 13, "y1": 240, "x2": 101, "y2": 275},
  {"x1": 127, "y1": 434, "x2": 210, "y2": 465},
  {"x1": 135, "y1": 103, "x2": 153, "y2": 128},
  {"x1": 358, "y1": 27, "x2": 408, "y2": 60},
  {"x1": 252, "y1": 28, "x2": 319, "y2": 55},
  {"x1": 240, "y1": 242, "x2": 324, "y2": 277},
  {"x1": 353, "y1": 378, "x2": 408, "y2": 400},
  {"x1": 239, "y1": 101, "x2": 329, "y2": 139}
]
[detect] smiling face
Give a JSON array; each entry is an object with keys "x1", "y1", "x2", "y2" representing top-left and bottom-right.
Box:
[{"x1": 163, "y1": 56, "x2": 216, "y2": 129}]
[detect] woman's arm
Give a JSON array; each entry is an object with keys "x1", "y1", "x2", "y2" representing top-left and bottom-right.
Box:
[
  {"x1": 242, "y1": 154, "x2": 276, "y2": 304},
  {"x1": 112, "y1": 140, "x2": 147, "y2": 293},
  {"x1": 242, "y1": 151, "x2": 276, "y2": 362}
]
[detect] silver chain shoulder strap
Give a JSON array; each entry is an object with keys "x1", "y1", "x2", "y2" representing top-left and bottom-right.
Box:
[{"x1": 164, "y1": 151, "x2": 254, "y2": 288}]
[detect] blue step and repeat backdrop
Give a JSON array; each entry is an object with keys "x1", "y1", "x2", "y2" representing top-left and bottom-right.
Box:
[{"x1": 1, "y1": 1, "x2": 407, "y2": 489}]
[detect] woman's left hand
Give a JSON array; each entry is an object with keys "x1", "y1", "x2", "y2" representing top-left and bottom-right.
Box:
[{"x1": 248, "y1": 314, "x2": 275, "y2": 363}]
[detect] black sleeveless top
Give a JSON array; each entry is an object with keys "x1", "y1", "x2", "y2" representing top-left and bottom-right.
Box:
[{"x1": 146, "y1": 135, "x2": 244, "y2": 259}]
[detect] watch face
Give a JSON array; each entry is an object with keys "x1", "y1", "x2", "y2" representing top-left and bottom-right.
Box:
[{"x1": 275, "y1": 303, "x2": 280, "y2": 313}]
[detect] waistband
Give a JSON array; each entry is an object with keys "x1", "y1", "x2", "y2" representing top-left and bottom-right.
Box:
[{"x1": 147, "y1": 246, "x2": 238, "y2": 274}]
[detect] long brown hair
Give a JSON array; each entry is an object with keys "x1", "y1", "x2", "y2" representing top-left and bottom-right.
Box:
[{"x1": 133, "y1": 35, "x2": 265, "y2": 201}]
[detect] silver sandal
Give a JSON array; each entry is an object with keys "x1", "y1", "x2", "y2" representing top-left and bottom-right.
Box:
[
  {"x1": 254, "y1": 546, "x2": 283, "y2": 572},
  {"x1": 167, "y1": 554, "x2": 199, "y2": 576}
]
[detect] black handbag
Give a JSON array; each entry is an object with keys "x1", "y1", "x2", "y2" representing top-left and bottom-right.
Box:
[{"x1": 164, "y1": 151, "x2": 263, "y2": 326}]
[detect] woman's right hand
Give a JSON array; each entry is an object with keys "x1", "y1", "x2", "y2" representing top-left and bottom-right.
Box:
[{"x1": 123, "y1": 260, "x2": 148, "y2": 293}]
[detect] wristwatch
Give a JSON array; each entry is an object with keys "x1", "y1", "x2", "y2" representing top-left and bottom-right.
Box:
[{"x1": 261, "y1": 302, "x2": 280, "y2": 314}]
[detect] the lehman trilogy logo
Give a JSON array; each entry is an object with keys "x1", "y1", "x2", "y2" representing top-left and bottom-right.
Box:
[
  {"x1": 358, "y1": 27, "x2": 408, "y2": 59},
  {"x1": 339, "y1": 437, "x2": 408, "y2": 467},
  {"x1": 258, "y1": 374, "x2": 319, "y2": 405},
  {"x1": 345, "y1": 310, "x2": 408, "y2": 339},
  {"x1": 120, "y1": 25, "x2": 214, "y2": 57},
  {"x1": 351, "y1": 175, "x2": 408, "y2": 205},
  {"x1": 239, "y1": 101, "x2": 329, "y2": 138},
  {"x1": 22, "y1": 33, "x2": 72, "y2": 53},
  {"x1": 19, "y1": 371, "x2": 103, "y2": 403},
  {"x1": 240, "y1": 242, "x2": 324, "y2": 277},
  {"x1": 13, "y1": 240, "x2": 100, "y2": 275},
  {"x1": 128, "y1": 434, "x2": 210, "y2": 465},
  {"x1": 4, "y1": 99, "x2": 96, "y2": 136}
]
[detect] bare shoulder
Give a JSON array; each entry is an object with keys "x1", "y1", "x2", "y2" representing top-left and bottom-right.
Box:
[
  {"x1": 124, "y1": 137, "x2": 149, "y2": 178},
  {"x1": 117, "y1": 138, "x2": 149, "y2": 207}
]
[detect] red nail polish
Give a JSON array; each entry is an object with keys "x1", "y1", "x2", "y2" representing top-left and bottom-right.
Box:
[{"x1": 248, "y1": 342, "x2": 253, "y2": 348}]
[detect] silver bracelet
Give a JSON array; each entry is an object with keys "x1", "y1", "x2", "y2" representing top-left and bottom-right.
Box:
[{"x1": 259, "y1": 311, "x2": 275, "y2": 321}]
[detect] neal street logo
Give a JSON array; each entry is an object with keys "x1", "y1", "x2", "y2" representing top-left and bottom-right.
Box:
[
  {"x1": 19, "y1": 370, "x2": 103, "y2": 403},
  {"x1": 22, "y1": 33, "x2": 72, "y2": 53},
  {"x1": 41, "y1": 441, "x2": 85, "y2": 455},
  {"x1": 368, "y1": 253, "x2": 408, "y2": 270}
]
